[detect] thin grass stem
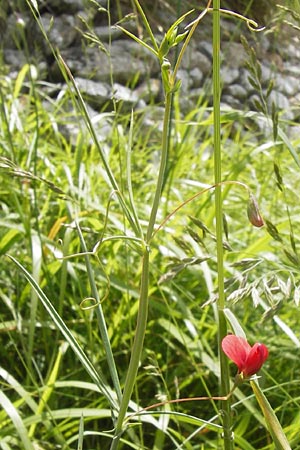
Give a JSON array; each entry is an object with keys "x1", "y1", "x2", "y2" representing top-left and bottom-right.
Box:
[{"x1": 212, "y1": 1, "x2": 233, "y2": 448}]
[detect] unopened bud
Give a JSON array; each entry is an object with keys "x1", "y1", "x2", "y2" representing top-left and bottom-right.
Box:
[{"x1": 247, "y1": 193, "x2": 264, "y2": 228}]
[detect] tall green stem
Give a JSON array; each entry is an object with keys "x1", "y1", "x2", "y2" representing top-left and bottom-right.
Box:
[
  {"x1": 110, "y1": 249, "x2": 150, "y2": 449},
  {"x1": 212, "y1": 2, "x2": 233, "y2": 448},
  {"x1": 110, "y1": 82, "x2": 173, "y2": 450},
  {"x1": 147, "y1": 92, "x2": 172, "y2": 241}
]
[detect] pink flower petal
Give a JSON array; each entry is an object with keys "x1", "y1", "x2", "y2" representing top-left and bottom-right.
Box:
[
  {"x1": 221, "y1": 335, "x2": 251, "y2": 373},
  {"x1": 243, "y1": 343, "x2": 269, "y2": 377}
]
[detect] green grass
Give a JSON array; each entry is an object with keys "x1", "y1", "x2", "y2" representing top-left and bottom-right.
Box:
[{"x1": 1, "y1": 0, "x2": 300, "y2": 449}]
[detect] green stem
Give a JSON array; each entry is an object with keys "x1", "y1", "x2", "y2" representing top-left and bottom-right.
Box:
[
  {"x1": 212, "y1": 2, "x2": 233, "y2": 448},
  {"x1": 110, "y1": 249, "x2": 150, "y2": 449},
  {"x1": 147, "y1": 91, "x2": 173, "y2": 241},
  {"x1": 110, "y1": 71, "x2": 173, "y2": 450}
]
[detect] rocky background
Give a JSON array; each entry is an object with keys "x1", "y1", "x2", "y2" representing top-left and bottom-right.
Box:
[{"x1": 1, "y1": 0, "x2": 299, "y2": 139}]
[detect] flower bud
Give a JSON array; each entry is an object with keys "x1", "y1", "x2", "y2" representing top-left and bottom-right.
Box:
[{"x1": 247, "y1": 193, "x2": 264, "y2": 228}]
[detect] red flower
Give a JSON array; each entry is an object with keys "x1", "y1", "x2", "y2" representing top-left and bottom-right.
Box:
[{"x1": 222, "y1": 335, "x2": 268, "y2": 378}]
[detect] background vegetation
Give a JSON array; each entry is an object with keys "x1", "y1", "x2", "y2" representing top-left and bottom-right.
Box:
[{"x1": 1, "y1": 1, "x2": 300, "y2": 449}]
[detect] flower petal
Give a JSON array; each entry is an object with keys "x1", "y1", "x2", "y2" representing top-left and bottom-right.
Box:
[
  {"x1": 222, "y1": 335, "x2": 251, "y2": 372},
  {"x1": 243, "y1": 343, "x2": 269, "y2": 377}
]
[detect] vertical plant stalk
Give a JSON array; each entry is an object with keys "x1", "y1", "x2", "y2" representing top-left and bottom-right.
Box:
[
  {"x1": 110, "y1": 90, "x2": 173, "y2": 450},
  {"x1": 147, "y1": 92, "x2": 172, "y2": 241},
  {"x1": 76, "y1": 224, "x2": 122, "y2": 405},
  {"x1": 212, "y1": 1, "x2": 233, "y2": 448},
  {"x1": 110, "y1": 249, "x2": 150, "y2": 449}
]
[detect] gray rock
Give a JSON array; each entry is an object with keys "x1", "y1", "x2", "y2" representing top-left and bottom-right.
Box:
[
  {"x1": 189, "y1": 67, "x2": 203, "y2": 88},
  {"x1": 142, "y1": 106, "x2": 165, "y2": 132},
  {"x1": 285, "y1": 43, "x2": 300, "y2": 60},
  {"x1": 3, "y1": 49, "x2": 27, "y2": 69},
  {"x1": 276, "y1": 75, "x2": 299, "y2": 97},
  {"x1": 224, "y1": 83, "x2": 247, "y2": 100},
  {"x1": 267, "y1": 90, "x2": 290, "y2": 111},
  {"x1": 57, "y1": 40, "x2": 159, "y2": 84},
  {"x1": 286, "y1": 123, "x2": 300, "y2": 142},
  {"x1": 260, "y1": 64, "x2": 276, "y2": 87},
  {"x1": 176, "y1": 69, "x2": 192, "y2": 93},
  {"x1": 222, "y1": 42, "x2": 246, "y2": 69},
  {"x1": 1, "y1": 0, "x2": 299, "y2": 134},
  {"x1": 221, "y1": 67, "x2": 240, "y2": 86},
  {"x1": 94, "y1": 26, "x2": 123, "y2": 42},
  {"x1": 65, "y1": 109, "x2": 113, "y2": 146},
  {"x1": 39, "y1": 13, "x2": 79, "y2": 50},
  {"x1": 134, "y1": 78, "x2": 161, "y2": 102},
  {"x1": 181, "y1": 48, "x2": 211, "y2": 76},
  {"x1": 267, "y1": 90, "x2": 292, "y2": 119},
  {"x1": 74, "y1": 77, "x2": 111, "y2": 108},
  {"x1": 239, "y1": 69, "x2": 256, "y2": 94},
  {"x1": 221, "y1": 96, "x2": 243, "y2": 110},
  {"x1": 200, "y1": 41, "x2": 213, "y2": 60},
  {"x1": 284, "y1": 65, "x2": 300, "y2": 77},
  {"x1": 112, "y1": 83, "x2": 140, "y2": 111},
  {"x1": 40, "y1": 0, "x2": 86, "y2": 13}
]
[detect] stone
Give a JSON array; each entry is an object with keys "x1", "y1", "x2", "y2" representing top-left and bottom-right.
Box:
[
  {"x1": 267, "y1": 90, "x2": 290, "y2": 112},
  {"x1": 275, "y1": 75, "x2": 299, "y2": 97},
  {"x1": 239, "y1": 69, "x2": 256, "y2": 94},
  {"x1": 74, "y1": 77, "x2": 111, "y2": 108},
  {"x1": 134, "y1": 78, "x2": 161, "y2": 102},
  {"x1": 267, "y1": 90, "x2": 292, "y2": 120},
  {"x1": 3, "y1": 49, "x2": 27, "y2": 69},
  {"x1": 200, "y1": 41, "x2": 213, "y2": 60},
  {"x1": 112, "y1": 83, "x2": 140, "y2": 111},
  {"x1": 221, "y1": 67, "x2": 240, "y2": 86},
  {"x1": 141, "y1": 106, "x2": 165, "y2": 133},
  {"x1": 285, "y1": 43, "x2": 300, "y2": 60},
  {"x1": 40, "y1": 0, "x2": 86, "y2": 14},
  {"x1": 221, "y1": 95, "x2": 243, "y2": 110},
  {"x1": 260, "y1": 64, "x2": 275, "y2": 87},
  {"x1": 176, "y1": 69, "x2": 192, "y2": 94},
  {"x1": 39, "y1": 13, "x2": 79, "y2": 51},
  {"x1": 62, "y1": 104, "x2": 114, "y2": 146},
  {"x1": 181, "y1": 48, "x2": 211, "y2": 75},
  {"x1": 1, "y1": 0, "x2": 299, "y2": 136},
  {"x1": 189, "y1": 67, "x2": 203, "y2": 88},
  {"x1": 94, "y1": 26, "x2": 123, "y2": 42},
  {"x1": 222, "y1": 42, "x2": 247, "y2": 69},
  {"x1": 57, "y1": 40, "x2": 159, "y2": 84},
  {"x1": 224, "y1": 84, "x2": 247, "y2": 100}
]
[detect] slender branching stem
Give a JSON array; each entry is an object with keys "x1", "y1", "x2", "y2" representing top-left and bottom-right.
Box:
[{"x1": 110, "y1": 68, "x2": 174, "y2": 450}]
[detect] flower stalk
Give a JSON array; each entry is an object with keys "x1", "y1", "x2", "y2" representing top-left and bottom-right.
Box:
[{"x1": 212, "y1": 1, "x2": 233, "y2": 447}]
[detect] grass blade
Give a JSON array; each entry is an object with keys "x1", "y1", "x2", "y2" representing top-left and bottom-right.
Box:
[
  {"x1": 7, "y1": 255, "x2": 118, "y2": 411},
  {"x1": 251, "y1": 380, "x2": 291, "y2": 450},
  {"x1": 0, "y1": 390, "x2": 35, "y2": 450}
]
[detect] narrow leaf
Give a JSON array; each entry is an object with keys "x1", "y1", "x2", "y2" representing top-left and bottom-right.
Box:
[
  {"x1": 8, "y1": 255, "x2": 118, "y2": 410},
  {"x1": 0, "y1": 390, "x2": 35, "y2": 450},
  {"x1": 250, "y1": 380, "x2": 291, "y2": 450},
  {"x1": 223, "y1": 308, "x2": 247, "y2": 339}
]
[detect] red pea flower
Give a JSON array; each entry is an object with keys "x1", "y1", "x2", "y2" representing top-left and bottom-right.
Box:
[{"x1": 222, "y1": 334, "x2": 269, "y2": 378}]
